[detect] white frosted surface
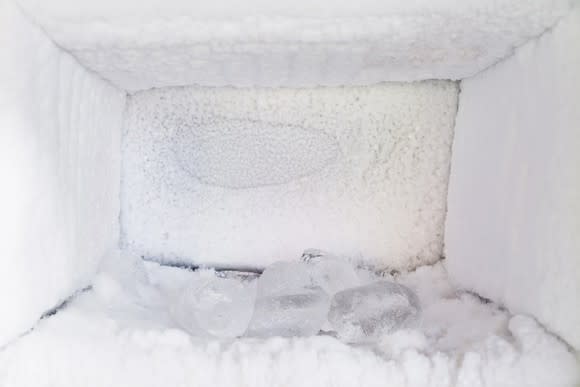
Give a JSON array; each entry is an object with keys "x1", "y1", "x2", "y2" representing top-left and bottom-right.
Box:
[
  {"x1": 122, "y1": 83, "x2": 458, "y2": 270},
  {"x1": 1, "y1": 261, "x2": 577, "y2": 387},
  {"x1": 0, "y1": 1, "x2": 126, "y2": 346},
  {"x1": 445, "y1": 7, "x2": 580, "y2": 350},
  {"x1": 15, "y1": 0, "x2": 574, "y2": 91}
]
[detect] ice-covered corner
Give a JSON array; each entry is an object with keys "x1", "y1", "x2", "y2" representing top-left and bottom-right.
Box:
[{"x1": 0, "y1": 0, "x2": 579, "y2": 385}]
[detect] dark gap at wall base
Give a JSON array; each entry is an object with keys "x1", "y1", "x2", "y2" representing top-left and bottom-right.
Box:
[
  {"x1": 40, "y1": 286, "x2": 92, "y2": 319},
  {"x1": 141, "y1": 255, "x2": 264, "y2": 275},
  {"x1": 0, "y1": 286, "x2": 93, "y2": 353}
]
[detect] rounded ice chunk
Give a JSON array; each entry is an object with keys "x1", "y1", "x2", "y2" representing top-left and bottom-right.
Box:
[
  {"x1": 172, "y1": 273, "x2": 257, "y2": 338},
  {"x1": 245, "y1": 261, "x2": 330, "y2": 337},
  {"x1": 328, "y1": 281, "x2": 421, "y2": 343}
]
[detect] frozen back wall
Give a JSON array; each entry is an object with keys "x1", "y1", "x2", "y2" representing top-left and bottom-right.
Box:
[{"x1": 121, "y1": 82, "x2": 457, "y2": 270}]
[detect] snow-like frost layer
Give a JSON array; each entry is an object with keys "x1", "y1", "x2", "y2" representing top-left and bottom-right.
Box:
[
  {"x1": 0, "y1": 261, "x2": 577, "y2": 387},
  {"x1": 445, "y1": 6, "x2": 580, "y2": 350},
  {"x1": 15, "y1": 0, "x2": 575, "y2": 90},
  {"x1": 0, "y1": 1, "x2": 126, "y2": 346},
  {"x1": 122, "y1": 83, "x2": 457, "y2": 270}
]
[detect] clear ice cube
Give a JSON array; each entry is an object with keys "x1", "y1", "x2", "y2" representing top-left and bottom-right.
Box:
[
  {"x1": 245, "y1": 287, "x2": 329, "y2": 337},
  {"x1": 307, "y1": 257, "x2": 361, "y2": 296},
  {"x1": 302, "y1": 255, "x2": 361, "y2": 331},
  {"x1": 255, "y1": 261, "x2": 314, "y2": 296},
  {"x1": 245, "y1": 261, "x2": 330, "y2": 337},
  {"x1": 328, "y1": 281, "x2": 421, "y2": 343}
]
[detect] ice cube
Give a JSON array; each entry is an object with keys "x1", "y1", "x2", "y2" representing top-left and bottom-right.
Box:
[
  {"x1": 307, "y1": 257, "x2": 360, "y2": 296},
  {"x1": 302, "y1": 255, "x2": 361, "y2": 332},
  {"x1": 245, "y1": 287, "x2": 329, "y2": 337},
  {"x1": 171, "y1": 273, "x2": 257, "y2": 338},
  {"x1": 245, "y1": 261, "x2": 330, "y2": 337},
  {"x1": 255, "y1": 261, "x2": 314, "y2": 296},
  {"x1": 328, "y1": 281, "x2": 421, "y2": 343}
]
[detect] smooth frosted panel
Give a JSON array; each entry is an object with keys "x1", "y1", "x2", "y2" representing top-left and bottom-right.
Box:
[
  {"x1": 445, "y1": 7, "x2": 580, "y2": 350},
  {"x1": 0, "y1": 2, "x2": 125, "y2": 346}
]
